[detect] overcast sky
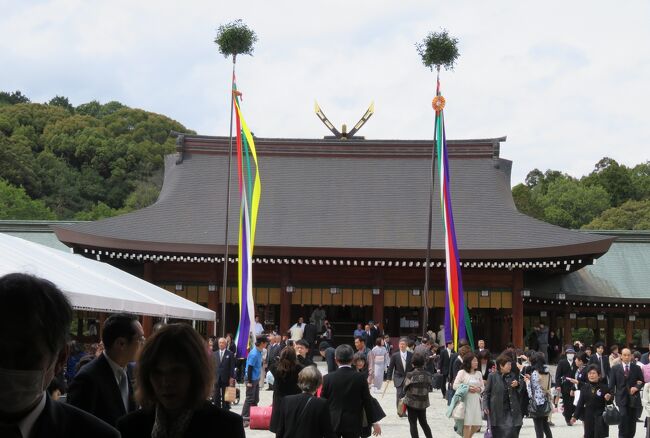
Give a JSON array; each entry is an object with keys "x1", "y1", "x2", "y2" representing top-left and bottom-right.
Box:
[{"x1": 1, "y1": 0, "x2": 648, "y2": 184}]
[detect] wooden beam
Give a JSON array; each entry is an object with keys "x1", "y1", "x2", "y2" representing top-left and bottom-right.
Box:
[
  {"x1": 512, "y1": 270, "x2": 524, "y2": 348},
  {"x1": 563, "y1": 314, "x2": 573, "y2": 345},
  {"x1": 279, "y1": 266, "x2": 291, "y2": 335},
  {"x1": 626, "y1": 317, "x2": 633, "y2": 347},
  {"x1": 372, "y1": 270, "x2": 384, "y2": 332}
]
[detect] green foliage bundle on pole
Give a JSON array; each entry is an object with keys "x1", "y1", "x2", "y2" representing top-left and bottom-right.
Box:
[
  {"x1": 416, "y1": 29, "x2": 460, "y2": 71},
  {"x1": 214, "y1": 19, "x2": 258, "y2": 63}
]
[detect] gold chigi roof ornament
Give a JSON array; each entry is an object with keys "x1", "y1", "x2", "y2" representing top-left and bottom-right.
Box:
[{"x1": 432, "y1": 95, "x2": 446, "y2": 113}]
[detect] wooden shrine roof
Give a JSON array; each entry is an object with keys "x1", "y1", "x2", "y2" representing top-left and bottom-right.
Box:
[{"x1": 53, "y1": 135, "x2": 614, "y2": 268}]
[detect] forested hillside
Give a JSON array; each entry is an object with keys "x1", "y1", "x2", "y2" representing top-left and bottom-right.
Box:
[
  {"x1": 0, "y1": 90, "x2": 194, "y2": 220},
  {"x1": 513, "y1": 158, "x2": 650, "y2": 230}
]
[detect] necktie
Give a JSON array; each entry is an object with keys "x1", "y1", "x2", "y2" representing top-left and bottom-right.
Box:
[
  {"x1": 624, "y1": 364, "x2": 629, "y2": 378},
  {"x1": 220, "y1": 350, "x2": 224, "y2": 361},
  {"x1": 0, "y1": 424, "x2": 22, "y2": 438},
  {"x1": 119, "y1": 369, "x2": 129, "y2": 412}
]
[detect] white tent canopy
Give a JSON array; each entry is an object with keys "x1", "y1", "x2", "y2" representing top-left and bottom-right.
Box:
[{"x1": 0, "y1": 233, "x2": 215, "y2": 321}]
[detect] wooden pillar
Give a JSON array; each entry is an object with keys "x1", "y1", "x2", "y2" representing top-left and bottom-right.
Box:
[
  {"x1": 512, "y1": 270, "x2": 524, "y2": 348},
  {"x1": 626, "y1": 316, "x2": 633, "y2": 347},
  {"x1": 98, "y1": 312, "x2": 106, "y2": 340},
  {"x1": 501, "y1": 312, "x2": 512, "y2": 349},
  {"x1": 279, "y1": 266, "x2": 291, "y2": 335},
  {"x1": 142, "y1": 315, "x2": 153, "y2": 337},
  {"x1": 207, "y1": 264, "x2": 220, "y2": 337},
  {"x1": 142, "y1": 262, "x2": 155, "y2": 337},
  {"x1": 606, "y1": 315, "x2": 615, "y2": 348},
  {"x1": 372, "y1": 270, "x2": 384, "y2": 332},
  {"x1": 563, "y1": 314, "x2": 573, "y2": 346}
]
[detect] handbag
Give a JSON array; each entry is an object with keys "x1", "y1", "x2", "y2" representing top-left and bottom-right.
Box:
[
  {"x1": 602, "y1": 403, "x2": 621, "y2": 425},
  {"x1": 224, "y1": 386, "x2": 237, "y2": 403},
  {"x1": 432, "y1": 373, "x2": 444, "y2": 390},
  {"x1": 451, "y1": 401, "x2": 465, "y2": 420},
  {"x1": 483, "y1": 415, "x2": 493, "y2": 438},
  {"x1": 528, "y1": 396, "x2": 552, "y2": 418},
  {"x1": 397, "y1": 397, "x2": 407, "y2": 417}
]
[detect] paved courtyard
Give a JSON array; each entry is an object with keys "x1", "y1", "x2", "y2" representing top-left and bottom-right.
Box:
[{"x1": 232, "y1": 362, "x2": 647, "y2": 438}]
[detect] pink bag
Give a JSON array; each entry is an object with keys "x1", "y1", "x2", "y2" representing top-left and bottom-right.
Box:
[{"x1": 249, "y1": 405, "x2": 272, "y2": 430}]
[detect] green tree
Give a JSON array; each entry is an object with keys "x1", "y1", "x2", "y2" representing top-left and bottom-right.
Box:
[
  {"x1": 630, "y1": 162, "x2": 650, "y2": 200},
  {"x1": 0, "y1": 90, "x2": 30, "y2": 105},
  {"x1": 0, "y1": 133, "x2": 41, "y2": 197},
  {"x1": 48, "y1": 95, "x2": 74, "y2": 112},
  {"x1": 512, "y1": 183, "x2": 543, "y2": 218},
  {"x1": 76, "y1": 100, "x2": 102, "y2": 118},
  {"x1": 537, "y1": 178, "x2": 611, "y2": 229},
  {"x1": 583, "y1": 199, "x2": 650, "y2": 230},
  {"x1": 74, "y1": 202, "x2": 124, "y2": 220},
  {"x1": 582, "y1": 157, "x2": 635, "y2": 207},
  {"x1": 0, "y1": 179, "x2": 55, "y2": 219}
]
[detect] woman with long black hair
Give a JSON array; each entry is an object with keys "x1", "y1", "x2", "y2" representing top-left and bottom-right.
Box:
[
  {"x1": 269, "y1": 347, "x2": 304, "y2": 433},
  {"x1": 524, "y1": 352, "x2": 553, "y2": 438}
]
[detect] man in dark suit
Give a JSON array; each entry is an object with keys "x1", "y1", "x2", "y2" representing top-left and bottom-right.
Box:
[
  {"x1": 0, "y1": 273, "x2": 119, "y2": 438},
  {"x1": 387, "y1": 337, "x2": 413, "y2": 408},
  {"x1": 610, "y1": 348, "x2": 644, "y2": 438},
  {"x1": 213, "y1": 337, "x2": 237, "y2": 409},
  {"x1": 437, "y1": 340, "x2": 454, "y2": 398},
  {"x1": 319, "y1": 341, "x2": 338, "y2": 373},
  {"x1": 321, "y1": 344, "x2": 380, "y2": 438},
  {"x1": 589, "y1": 341, "x2": 611, "y2": 384},
  {"x1": 267, "y1": 334, "x2": 283, "y2": 371},
  {"x1": 555, "y1": 346, "x2": 578, "y2": 426},
  {"x1": 68, "y1": 313, "x2": 143, "y2": 427},
  {"x1": 302, "y1": 321, "x2": 318, "y2": 360}
]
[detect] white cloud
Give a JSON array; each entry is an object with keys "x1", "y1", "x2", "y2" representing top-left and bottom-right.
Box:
[{"x1": 1, "y1": 0, "x2": 648, "y2": 184}]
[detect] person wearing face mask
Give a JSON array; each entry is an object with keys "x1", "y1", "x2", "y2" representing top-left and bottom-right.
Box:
[
  {"x1": 67, "y1": 312, "x2": 144, "y2": 427},
  {"x1": 117, "y1": 324, "x2": 245, "y2": 438},
  {"x1": 0, "y1": 273, "x2": 119, "y2": 438},
  {"x1": 555, "y1": 346, "x2": 577, "y2": 426}
]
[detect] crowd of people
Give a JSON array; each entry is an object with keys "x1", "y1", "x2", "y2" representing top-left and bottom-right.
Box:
[{"x1": 5, "y1": 271, "x2": 650, "y2": 438}]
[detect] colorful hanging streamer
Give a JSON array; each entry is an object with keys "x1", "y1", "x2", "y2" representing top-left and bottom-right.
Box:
[
  {"x1": 436, "y1": 78, "x2": 474, "y2": 351},
  {"x1": 232, "y1": 75, "x2": 262, "y2": 357}
]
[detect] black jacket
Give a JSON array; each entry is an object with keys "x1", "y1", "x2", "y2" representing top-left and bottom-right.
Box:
[
  {"x1": 438, "y1": 347, "x2": 452, "y2": 376},
  {"x1": 30, "y1": 394, "x2": 119, "y2": 438},
  {"x1": 213, "y1": 348, "x2": 237, "y2": 388},
  {"x1": 267, "y1": 343, "x2": 283, "y2": 369},
  {"x1": 275, "y1": 393, "x2": 334, "y2": 438},
  {"x1": 67, "y1": 353, "x2": 135, "y2": 427},
  {"x1": 588, "y1": 354, "x2": 611, "y2": 383},
  {"x1": 303, "y1": 323, "x2": 318, "y2": 345},
  {"x1": 269, "y1": 363, "x2": 303, "y2": 432},
  {"x1": 117, "y1": 403, "x2": 245, "y2": 438},
  {"x1": 609, "y1": 362, "x2": 644, "y2": 408},
  {"x1": 554, "y1": 357, "x2": 577, "y2": 393},
  {"x1": 322, "y1": 347, "x2": 337, "y2": 373},
  {"x1": 387, "y1": 350, "x2": 413, "y2": 388},
  {"x1": 574, "y1": 381, "x2": 611, "y2": 419},
  {"x1": 483, "y1": 371, "x2": 525, "y2": 428},
  {"x1": 320, "y1": 366, "x2": 374, "y2": 436}
]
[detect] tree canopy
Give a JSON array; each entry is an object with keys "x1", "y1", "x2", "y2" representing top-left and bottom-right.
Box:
[
  {"x1": 0, "y1": 90, "x2": 193, "y2": 220},
  {"x1": 512, "y1": 158, "x2": 650, "y2": 230}
]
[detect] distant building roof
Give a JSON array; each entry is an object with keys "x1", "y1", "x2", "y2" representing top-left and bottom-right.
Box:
[
  {"x1": 0, "y1": 220, "x2": 83, "y2": 251},
  {"x1": 525, "y1": 231, "x2": 650, "y2": 302},
  {"x1": 53, "y1": 135, "x2": 613, "y2": 266}
]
